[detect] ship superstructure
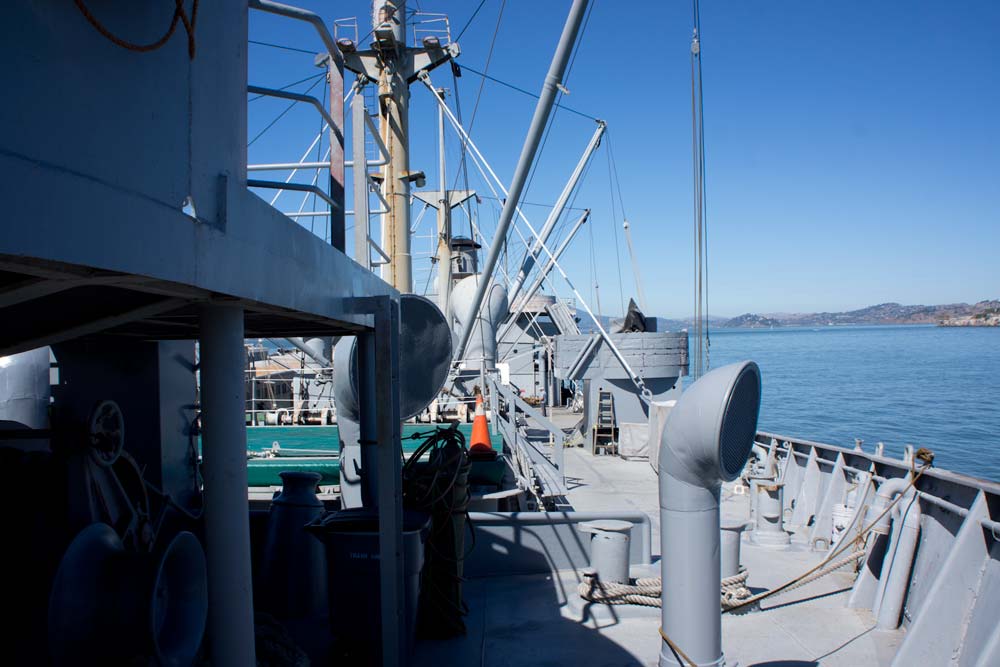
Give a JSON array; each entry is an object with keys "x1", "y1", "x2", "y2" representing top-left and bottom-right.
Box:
[{"x1": 1, "y1": 2, "x2": 998, "y2": 667}]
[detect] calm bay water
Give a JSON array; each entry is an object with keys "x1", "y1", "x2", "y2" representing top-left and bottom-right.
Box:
[{"x1": 707, "y1": 325, "x2": 1000, "y2": 481}]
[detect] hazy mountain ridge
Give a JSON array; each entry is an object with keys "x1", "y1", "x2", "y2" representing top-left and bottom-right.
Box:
[
  {"x1": 576, "y1": 301, "x2": 1000, "y2": 331},
  {"x1": 757, "y1": 300, "x2": 1000, "y2": 328}
]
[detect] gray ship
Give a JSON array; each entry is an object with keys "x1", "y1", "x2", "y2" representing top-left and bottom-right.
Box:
[{"x1": 1, "y1": 2, "x2": 997, "y2": 666}]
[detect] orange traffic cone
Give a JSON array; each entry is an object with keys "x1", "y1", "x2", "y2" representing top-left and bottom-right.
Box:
[{"x1": 470, "y1": 393, "x2": 492, "y2": 454}]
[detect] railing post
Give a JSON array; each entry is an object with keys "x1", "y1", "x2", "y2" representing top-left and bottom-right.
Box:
[{"x1": 327, "y1": 55, "x2": 346, "y2": 251}]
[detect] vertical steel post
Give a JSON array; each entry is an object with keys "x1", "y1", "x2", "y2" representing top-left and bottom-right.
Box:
[
  {"x1": 199, "y1": 305, "x2": 256, "y2": 667},
  {"x1": 328, "y1": 56, "x2": 346, "y2": 251},
  {"x1": 374, "y1": 1, "x2": 413, "y2": 292},
  {"x1": 453, "y1": 0, "x2": 591, "y2": 362},
  {"x1": 359, "y1": 296, "x2": 404, "y2": 666},
  {"x1": 352, "y1": 91, "x2": 371, "y2": 269}
]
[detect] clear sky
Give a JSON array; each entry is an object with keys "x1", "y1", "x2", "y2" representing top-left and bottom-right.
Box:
[{"x1": 248, "y1": 1, "x2": 999, "y2": 319}]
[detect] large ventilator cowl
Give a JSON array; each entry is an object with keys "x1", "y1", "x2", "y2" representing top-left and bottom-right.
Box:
[
  {"x1": 658, "y1": 361, "x2": 761, "y2": 667},
  {"x1": 450, "y1": 275, "x2": 509, "y2": 372}
]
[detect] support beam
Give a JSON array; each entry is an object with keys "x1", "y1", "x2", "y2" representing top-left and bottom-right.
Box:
[
  {"x1": 199, "y1": 304, "x2": 256, "y2": 667},
  {"x1": 0, "y1": 298, "x2": 186, "y2": 357},
  {"x1": 450, "y1": 0, "x2": 591, "y2": 363},
  {"x1": 506, "y1": 121, "x2": 605, "y2": 307},
  {"x1": 357, "y1": 295, "x2": 404, "y2": 666},
  {"x1": 499, "y1": 209, "x2": 589, "y2": 344}
]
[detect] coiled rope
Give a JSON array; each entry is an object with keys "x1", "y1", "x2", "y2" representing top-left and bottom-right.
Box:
[
  {"x1": 74, "y1": 0, "x2": 199, "y2": 60},
  {"x1": 578, "y1": 567, "x2": 754, "y2": 611}
]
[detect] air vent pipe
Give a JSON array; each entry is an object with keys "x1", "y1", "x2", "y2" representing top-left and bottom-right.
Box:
[{"x1": 659, "y1": 361, "x2": 761, "y2": 667}]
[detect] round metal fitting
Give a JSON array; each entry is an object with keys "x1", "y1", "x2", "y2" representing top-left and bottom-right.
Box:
[{"x1": 88, "y1": 400, "x2": 124, "y2": 467}]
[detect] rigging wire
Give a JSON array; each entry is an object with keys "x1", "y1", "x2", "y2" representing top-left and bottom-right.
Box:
[
  {"x1": 449, "y1": 0, "x2": 505, "y2": 247},
  {"x1": 450, "y1": 69, "x2": 477, "y2": 242},
  {"x1": 249, "y1": 72, "x2": 325, "y2": 102},
  {"x1": 475, "y1": 195, "x2": 587, "y2": 212},
  {"x1": 607, "y1": 130, "x2": 648, "y2": 311},
  {"x1": 606, "y1": 141, "x2": 627, "y2": 317},
  {"x1": 454, "y1": 0, "x2": 490, "y2": 43},
  {"x1": 458, "y1": 1, "x2": 507, "y2": 153},
  {"x1": 248, "y1": 75, "x2": 325, "y2": 147},
  {"x1": 248, "y1": 39, "x2": 318, "y2": 56},
  {"x1": 588, "y1": 209, "x2": 602, "y2": 317},
  {"x1": 690, "y1": 0, "x2": 710, "y2": 376},
  {"x1": 456, "y1": 66, "x2": 598, "y2": 122},
  {"x1": 521, "y1": 0, "x2": 595, "y2": 208}
]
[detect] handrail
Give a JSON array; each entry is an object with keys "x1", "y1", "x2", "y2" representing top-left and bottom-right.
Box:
[
  {"x1": 490, "y1": 376, "x2": 565, "y2": 484},
  {"x1": 247, "y1": 180, "x2": 341, "y2": 210},
  {"x1": 248, "y1": 0, "x2": 343, "y2": 67},
  {"x1": 247, "y1": 86, "x2": 336, "y2": 132},
  {"x1": 248, "y1": 161, "x2": 331, "y2": 171}
]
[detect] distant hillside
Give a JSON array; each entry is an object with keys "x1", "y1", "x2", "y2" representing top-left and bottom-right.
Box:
[
  {"x1": 721, "y1": 313, "x2": 782, "y2": 329},
  {"x1": 575, "y1": 300, "x2": 1000, "y2": 331},
  {"x1": 719, "y1": 300, "x2": 1000, "y2": 328}
]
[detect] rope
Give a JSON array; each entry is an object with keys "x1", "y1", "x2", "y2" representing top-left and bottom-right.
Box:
[
  {"x1": 578, "y1": 567, "x2": 753, "y2": 610},
  {"x1": 579, "y1": 453, "x2": 935, "y2": 665},
  {"x1": 723, "y1": 458, "x2": 932, "y2": 614},
  {"x1": 74, "y1": 0, "x2": 199, "y2": 60},
  {"x1": 658, "y1": 626, "x2": 699, "y2": 667}
]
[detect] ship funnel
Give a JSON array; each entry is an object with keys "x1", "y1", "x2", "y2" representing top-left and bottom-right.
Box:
[{"x1": 658, "y1": 361, "x2": 760, "y2": 667}]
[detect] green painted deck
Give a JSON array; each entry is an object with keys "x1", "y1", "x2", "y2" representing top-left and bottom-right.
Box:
[{"x1": 245, "y1": 423, "x2": 504, "y2": 487}]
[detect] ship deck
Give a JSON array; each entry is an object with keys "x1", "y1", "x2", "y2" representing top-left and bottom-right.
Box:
[{"x1": 412, "y1": 408, "x2": 903, "y2": 666}]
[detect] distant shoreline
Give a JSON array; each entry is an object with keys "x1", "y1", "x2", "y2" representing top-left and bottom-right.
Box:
[{"x1": 707, "y1": 322, "x2": 999, "y2": 333}]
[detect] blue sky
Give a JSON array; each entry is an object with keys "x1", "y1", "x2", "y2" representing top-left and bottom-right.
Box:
[{"x1": 248, "y1": 1, "x2": 999, "y2": 318}]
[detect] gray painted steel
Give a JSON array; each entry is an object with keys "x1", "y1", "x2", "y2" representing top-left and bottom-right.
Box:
[
  {"x1": 555, "y1": 331, "x2": 688, "y2": 434},
  {"x1": 506, "y1": 121, "x2": 606, "y2": 308},
  {"x1": 451, "y1": 275, "x2": 508, "y2": 372},
  {"x1": 553, "y1": 332, "x2": 688, "y2": 382},
  {"x1": 336, "y1": 295, "x2": 450, "y2": 509},
  {"x1": 0, "y1": 347, "x2": 50, "y2": 429},
  {"x1": 453, "y1": 0, "x2": 591, "y2": 363},
  {"x1": 658, "y1": 361, "x2": 761, "y2": 667},
  {"x1": 199, "y1": 305, "x2": 256, "y2": 667},
  {"x1": 580, "y1": 519, "x2": 634, "y2": 584},
  {"x1": 464, "y1": 511, "x2": 652, "y2": 578}
]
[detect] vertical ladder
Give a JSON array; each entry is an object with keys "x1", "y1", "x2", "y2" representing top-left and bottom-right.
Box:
[{"x1": 593, "y1": 389, "x2": 617, "y2": 455}]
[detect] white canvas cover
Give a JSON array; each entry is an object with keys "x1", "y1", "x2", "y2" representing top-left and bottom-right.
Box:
[
  {"x1": 647, "y1": 399, "x2": 677, "y2": 473},
  {"x1": 619, "y1": 422, "x2": 650, "y2": 459}
]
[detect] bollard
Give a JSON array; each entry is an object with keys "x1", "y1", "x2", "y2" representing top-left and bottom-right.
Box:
[{"x1": 579, "y1": 519, "x2": 633, "y2": 584}]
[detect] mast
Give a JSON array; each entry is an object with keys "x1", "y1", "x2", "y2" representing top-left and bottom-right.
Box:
[
  {"x1": 373, "y1": 1, "x2": 412, "y2": 292},
  {"x1": 341, "y1": 3, "x2": 461, "y2": 294}
]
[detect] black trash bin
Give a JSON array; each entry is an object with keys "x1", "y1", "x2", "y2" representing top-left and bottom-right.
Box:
[{"x1": 307, "y1": 508, "x2": 430, "y2": 660}]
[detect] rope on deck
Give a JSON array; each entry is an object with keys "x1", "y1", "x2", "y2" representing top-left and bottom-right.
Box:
[{"x1": 577, "y1": 567, "x2": 754, "y2": 610}]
